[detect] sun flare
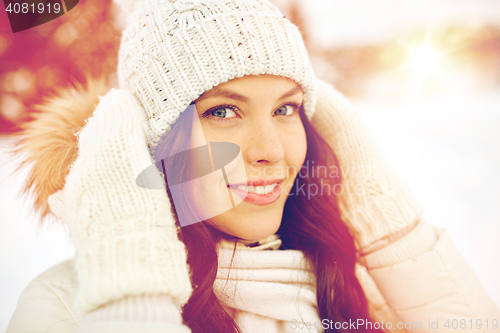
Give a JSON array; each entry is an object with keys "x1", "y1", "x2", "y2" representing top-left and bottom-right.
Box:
[{"x1": 406, "y1": 43, "x2": 442, "y2": 74}]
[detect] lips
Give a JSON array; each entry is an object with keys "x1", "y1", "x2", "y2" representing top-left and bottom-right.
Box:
[
  {"x1": 230, "y1": 179, "x2": 284, "y2": 186},
  {"x1": 227, "y1": 179, "x2": 283, "y2": 205}
]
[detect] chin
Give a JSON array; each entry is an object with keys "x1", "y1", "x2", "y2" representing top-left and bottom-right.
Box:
[
  {"x1": 237, "y1": 224, "x2": 280, "y2": 242},
  {"x1": 209, "y1": 211, "x2": 283, "y2": 242},
  {"x1": 205, "y1": 198, "x2": 286, "y2": 241}
]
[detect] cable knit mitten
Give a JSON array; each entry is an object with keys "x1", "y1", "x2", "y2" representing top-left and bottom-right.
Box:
[
  {"x1": 47, "y1": 88, "x2": 192, "y2": 318},
  {"x1": 311, "y1": 78, "x2": 423, "y2": 250}
]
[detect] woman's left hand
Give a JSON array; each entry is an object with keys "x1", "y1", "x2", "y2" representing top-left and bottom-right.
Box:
[{"x1": 311, "y1": 78, "x2": 423, "y2": 250}]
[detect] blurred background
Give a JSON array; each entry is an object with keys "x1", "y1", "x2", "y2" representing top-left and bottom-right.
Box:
[{"x1": 1, "y1": 0, "x2": 499, "y2": 330}]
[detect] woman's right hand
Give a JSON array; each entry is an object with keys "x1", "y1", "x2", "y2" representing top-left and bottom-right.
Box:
[{"x1": 48, "y1": 88, "x2": 192, "y2": 319}]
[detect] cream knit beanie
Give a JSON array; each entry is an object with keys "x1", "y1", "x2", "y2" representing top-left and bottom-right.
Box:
[{"x1": 114, "y1": 0, "x2": 317, "y2": 152}]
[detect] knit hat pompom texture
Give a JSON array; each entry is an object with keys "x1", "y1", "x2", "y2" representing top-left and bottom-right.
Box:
[{"x1": 115, "y1": 0, "x2": 317, "y2": 151}]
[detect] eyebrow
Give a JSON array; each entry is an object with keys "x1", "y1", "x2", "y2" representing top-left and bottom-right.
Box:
[{"x1": 196, "y1": 85, "x2": 303, "y2": 103}]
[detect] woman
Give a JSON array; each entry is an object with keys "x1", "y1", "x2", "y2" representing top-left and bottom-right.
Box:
[{"x1": 7, "y1": 0, "x2": 499, "y2": 332}]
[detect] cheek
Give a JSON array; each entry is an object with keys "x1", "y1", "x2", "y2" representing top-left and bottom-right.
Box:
[{"x1": 283, "y1": 123, "x2": 308, "y2": 172}]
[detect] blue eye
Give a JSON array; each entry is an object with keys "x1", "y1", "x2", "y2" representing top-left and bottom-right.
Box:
[
  {"x1": 211, "y1": 106, "x2": 237, "y2": 118},
  {"x1": 274, "y1": 104, "x2": 296, "y2": 116}
]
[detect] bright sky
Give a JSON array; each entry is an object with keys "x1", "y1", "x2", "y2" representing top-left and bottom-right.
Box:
[{"x1": 274, "y1": 0, "x2": 500, "y2": 46}]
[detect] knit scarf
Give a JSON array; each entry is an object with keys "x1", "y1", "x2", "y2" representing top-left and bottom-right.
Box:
[{"x1": 214, "y1": 235, "x2": 324, "y2": 333}]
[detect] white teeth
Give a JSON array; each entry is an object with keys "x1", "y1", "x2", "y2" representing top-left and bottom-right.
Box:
[{"x1": 234, "y1": 183, "x2": 277, "y2": 194}]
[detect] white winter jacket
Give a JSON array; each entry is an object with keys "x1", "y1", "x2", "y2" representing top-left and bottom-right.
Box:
[{"x1": 7, "y1": 220, "x2": 500, "y2": 333}]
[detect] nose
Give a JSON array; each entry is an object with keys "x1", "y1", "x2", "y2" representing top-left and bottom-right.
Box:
[{"x1": 242, "y1": 118, "x2": 285, "y2": 167}]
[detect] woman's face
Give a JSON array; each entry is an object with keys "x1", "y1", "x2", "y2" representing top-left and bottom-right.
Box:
[{"x1": 192, "y1": 74, "x2": 307, "y2": 241}]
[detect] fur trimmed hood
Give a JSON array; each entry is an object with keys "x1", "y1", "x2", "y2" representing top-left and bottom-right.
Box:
[{"x1": 12, "y1": 77, "x2": 111, "y2": 224}]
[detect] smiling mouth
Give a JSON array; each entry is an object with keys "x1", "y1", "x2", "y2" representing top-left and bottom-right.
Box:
[
  {"x1": 227, "y1": 180, "x2": 283, "y2": 205},
  {"x1": 228, "y1": 183, "x2": 279, "y2": 195}
]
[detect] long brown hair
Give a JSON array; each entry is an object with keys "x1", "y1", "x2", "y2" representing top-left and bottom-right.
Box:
[{"x1": 153, "y1": 101, "x2": 382, "y2": 333}]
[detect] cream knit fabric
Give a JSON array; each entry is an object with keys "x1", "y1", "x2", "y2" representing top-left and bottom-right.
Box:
[
  {"x1": 114, "y1": 0, "x2": 317, "y2": 152},
  {"x1": 215, "y1": 237, "x2": 403, "y2": 333},
  {"x1": 81, "y1": 294, "x2": 184, "y2": 323},
  {"x1": 48, "y1": 89, "x2": 192, "y2": 318},
  {"x1": 77, "y1": 230, "x2": 412, "y2": 331},
  {"x1": 216, "y1": 246, "x2": 320, "y2": 332}
]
